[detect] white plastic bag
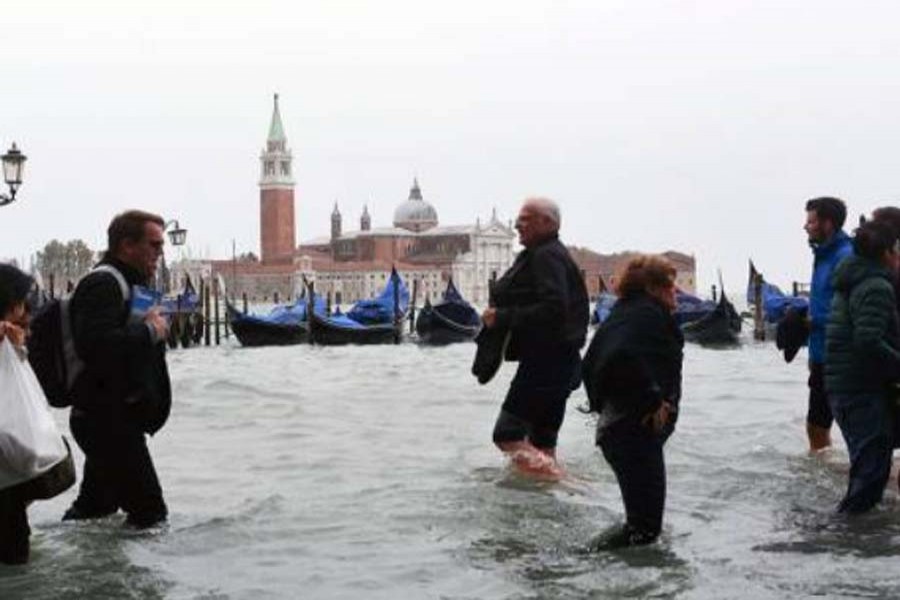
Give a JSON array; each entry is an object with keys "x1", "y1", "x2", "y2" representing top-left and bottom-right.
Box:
[{"x1": 0, "y1": 337, "x2": 68, "y2": 490}]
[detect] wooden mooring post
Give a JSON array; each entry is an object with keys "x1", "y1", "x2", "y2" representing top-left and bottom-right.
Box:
[
  {"x1": 753, "y1": 272, "x2": 765, "y2": 341},
  {"x1": 306, "y1": 280, "x2": 315, "y2": 345},
  {"x1": 203, "y1": 278, "x2": 211, "y2": 346},
  {"x1": 213, "y1": 278, "x2": 221, "y2": 346},
  {"x1": 392, "y1": 271, "x2": 401, "y2": 344},
  {"x1": 409, "y1": 278, "x2": 418, "y2": 334}
]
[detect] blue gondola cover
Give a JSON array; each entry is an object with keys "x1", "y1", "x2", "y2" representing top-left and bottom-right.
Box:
[{"x1": 347, "y1": 269, "x2": 410, "y2": 325}]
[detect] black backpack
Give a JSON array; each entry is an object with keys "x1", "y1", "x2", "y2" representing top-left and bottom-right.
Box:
[{"x1": 27, "y1": 266, "x2": 130, "y2": 408}]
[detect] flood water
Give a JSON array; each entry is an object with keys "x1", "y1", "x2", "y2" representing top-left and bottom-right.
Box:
[{"x1": 3, "y1": 337, "x2": 900, "y2": 599}]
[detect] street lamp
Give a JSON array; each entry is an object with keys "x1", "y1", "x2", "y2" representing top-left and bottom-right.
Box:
[
  {"x1": 0, "y1": 142, "x2": 27, "y2": 207},
  {"x1": 165, "y1": 219, "x2": 187, "y2": 246},
  {"x1": 159, "y1": 219, "x2": 188, "y2": 293}
]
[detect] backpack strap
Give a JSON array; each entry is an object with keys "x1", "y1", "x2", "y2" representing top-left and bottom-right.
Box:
[
  {"x1": 60, "y1": 298, "x2": 82, "y2": 389},
  {"x1": 90, "y1": 264, "x2": 131, "y2": 303},
  {"x1": 61, "y1": 265, "x2": 133, "y2": 393}
]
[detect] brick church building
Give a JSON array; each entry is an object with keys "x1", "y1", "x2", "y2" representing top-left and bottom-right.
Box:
[{"x1": 173, "y1": 95, "x2": 696, "y2": 306}]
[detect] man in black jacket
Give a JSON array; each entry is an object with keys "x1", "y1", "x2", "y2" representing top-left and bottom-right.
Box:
[
  {"x1": 62, "y1": 210, "x2": 171, "y2": 528},
  {"x1": 482, "y1": 197, "x2": 589, "y2": 479}
]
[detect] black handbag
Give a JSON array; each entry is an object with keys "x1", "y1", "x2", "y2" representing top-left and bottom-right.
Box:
[
  {"x1": 471, "y1": 326, "x2": 511, "y2": 385},
  {"x1": 18, "y1": 437, "x2": 76, "y2": 501}
]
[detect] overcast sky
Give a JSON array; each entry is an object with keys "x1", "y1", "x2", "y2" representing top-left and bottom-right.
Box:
[{"x1": 3, "y1": 1, "x2": 899, "y2": 298}]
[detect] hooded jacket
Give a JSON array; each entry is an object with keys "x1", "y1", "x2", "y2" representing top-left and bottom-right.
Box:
[
  {"x1": 809, "y1": 230, "x2": 853, "y2": 364},
  {"x1": 824, "y1": 254, "x2": 900, "y2": 399}
]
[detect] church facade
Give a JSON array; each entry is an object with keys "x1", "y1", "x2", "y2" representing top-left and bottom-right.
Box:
[
  {"x1": 176, "y1": 95, "x2": 516, "y2": 307},
  {"x1": 172, "y1": 95, "x2": 696, "y2": 307}
]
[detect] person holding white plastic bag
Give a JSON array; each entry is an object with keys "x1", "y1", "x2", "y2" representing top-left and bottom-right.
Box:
[{"x1": 0, "y1": 264, "x2": 40, "y2": 564}]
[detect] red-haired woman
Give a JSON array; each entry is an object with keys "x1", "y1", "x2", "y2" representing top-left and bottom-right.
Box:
[{"x1": 582, "y1": 255, "x2": 684, "y2": 549}]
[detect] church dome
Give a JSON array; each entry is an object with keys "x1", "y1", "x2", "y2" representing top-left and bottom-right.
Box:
[{"x1": 393, "y1": 178, "x2": 438, "y2": 232}]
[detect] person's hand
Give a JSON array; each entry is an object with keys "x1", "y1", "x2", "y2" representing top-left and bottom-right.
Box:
[
  {"x1": 0, "y1": 321, "x2": 26, "y2": 348},
  {"x1": 641, "y1": 401, "x2": 672, "y2": 433},
  {"x1": 481, "y1": 307, "x2": 497, "y2": 329},
  {"x1": 145, "y1": 307, "x2": 169, "y2": 342}
]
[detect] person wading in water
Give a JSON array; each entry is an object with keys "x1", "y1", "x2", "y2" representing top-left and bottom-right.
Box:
[{"x1": 481, "y1": 197, "x2": 589, "y2": 480}]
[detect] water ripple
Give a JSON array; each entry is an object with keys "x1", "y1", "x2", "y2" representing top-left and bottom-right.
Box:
[{"x1": 3, "y1": 342, "x2": 896, "y2": 599}]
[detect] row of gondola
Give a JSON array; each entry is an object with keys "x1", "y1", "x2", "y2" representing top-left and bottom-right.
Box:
[
  {"x1": 592, "y1": 281, "x2": 743, "y2": 346},
  {"x1": 588, "y1": 261, "x2": 813, "y2": 347},
  {"x1": 227, "y1": 269, "x2": 482, "y2": 347},
  {"x1": 228, "y1": 260, "x2": 820, "y2": 348}
]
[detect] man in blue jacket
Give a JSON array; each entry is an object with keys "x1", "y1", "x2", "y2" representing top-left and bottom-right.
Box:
[{"x1": 804, "y1": 197, "x2": 853, "y2": 451}]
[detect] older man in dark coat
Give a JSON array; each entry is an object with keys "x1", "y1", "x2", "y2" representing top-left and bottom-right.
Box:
[{"x1": 481, "y1": 197, "x2": 589, "y2": 479}]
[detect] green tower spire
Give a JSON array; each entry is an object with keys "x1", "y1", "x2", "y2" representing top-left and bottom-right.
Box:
[{"x1": 268, "y1": 93, "x2": 286, "y2": 142}]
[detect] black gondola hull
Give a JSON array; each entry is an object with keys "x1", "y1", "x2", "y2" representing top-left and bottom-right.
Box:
[
  {"x1": 680, "y1": 294, "x2": 742, "y2": 346},
  {"x1": 227, "y1": 302, "x2": 309, "y2": 347},
  {"x1": 415, "y1": 306, "x2": 479, "y2": 345},
  {"x1": 308, "y1": 311, "x2": 401, "y2": 345}
]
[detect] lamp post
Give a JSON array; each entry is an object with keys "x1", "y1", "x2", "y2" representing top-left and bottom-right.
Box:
[
  {"x1": 0, "y1": 143, "x2": 27, "y2": 207},
  {"x1": 159, "y1": 219, "x2": 188, "y2": 293},
  {"x1": 165, "y1": 219, "x2": 187, "y2": 247}
]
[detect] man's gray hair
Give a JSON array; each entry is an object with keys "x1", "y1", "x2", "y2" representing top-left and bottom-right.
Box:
[{"x1": 524, "y1": 197, "x2": 561, "y2": 229}]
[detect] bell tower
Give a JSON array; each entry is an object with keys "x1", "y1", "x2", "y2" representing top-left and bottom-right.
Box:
[
  {"x1": 259, "y1": 93, "x2": 296, "y2": 264},
  {"x1": 331, "y1": 201, "x2": 342, "y2": 240}
]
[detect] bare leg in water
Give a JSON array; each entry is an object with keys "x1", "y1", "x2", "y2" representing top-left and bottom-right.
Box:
[
  {"x1": 497, "y1": 441, "x2": 565, "y2": 480},
  {"x1": 807, "y1": 423, "x2": 832, "y2": 452}
]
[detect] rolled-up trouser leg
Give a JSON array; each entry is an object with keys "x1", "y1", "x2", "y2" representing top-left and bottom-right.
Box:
[{"x1": 494, "y1": 349, "x2": 579, "y2": 450}]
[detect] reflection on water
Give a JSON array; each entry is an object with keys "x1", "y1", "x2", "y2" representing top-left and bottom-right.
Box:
[{"x1": 1, "y1": 339, "x2": 899, "y2": 598}]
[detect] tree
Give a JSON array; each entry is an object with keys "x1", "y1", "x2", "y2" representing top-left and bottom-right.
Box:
[
  {"x1": 35, "y1": 239, "x2": 66, "y2": 292},
  {"x1": 35, "y1": 239, "x2": 96, "y2": 295},
  {"x1": 65, "y1": 239, "x2": 94, "y2": 282}
]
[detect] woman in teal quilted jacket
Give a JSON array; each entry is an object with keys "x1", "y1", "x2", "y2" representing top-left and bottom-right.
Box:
[{"x1": 825, "y1": 220, "x2": 900, "y2": 513}]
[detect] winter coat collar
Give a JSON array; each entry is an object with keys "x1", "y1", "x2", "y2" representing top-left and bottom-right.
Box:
[
  {"x1": 810, "y1": 229, "x2": 851, "y2": 258},
  {"x1": 99, "y1": 255, "x2": 147, "y2": 287},
  {"x1": 831, "y1": 253, "x2": 893, "y2": 294}
]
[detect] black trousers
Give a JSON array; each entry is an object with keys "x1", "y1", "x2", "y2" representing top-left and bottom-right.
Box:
[
  {"x1": 69, "y1": 413, "x2": 167, "y2": 527},
  {"x1": 599, "y1": 420, "x2": 670, "y2": 538},
  {"x1": 493, "y1": 347, "x2": 581, "y2": 449},
  {"x1": 807, "y1": 362, "x2": 834, "y2": 429},
  {"x1": 0, "y1": 485, "x2": 29, "y2": 564}
]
